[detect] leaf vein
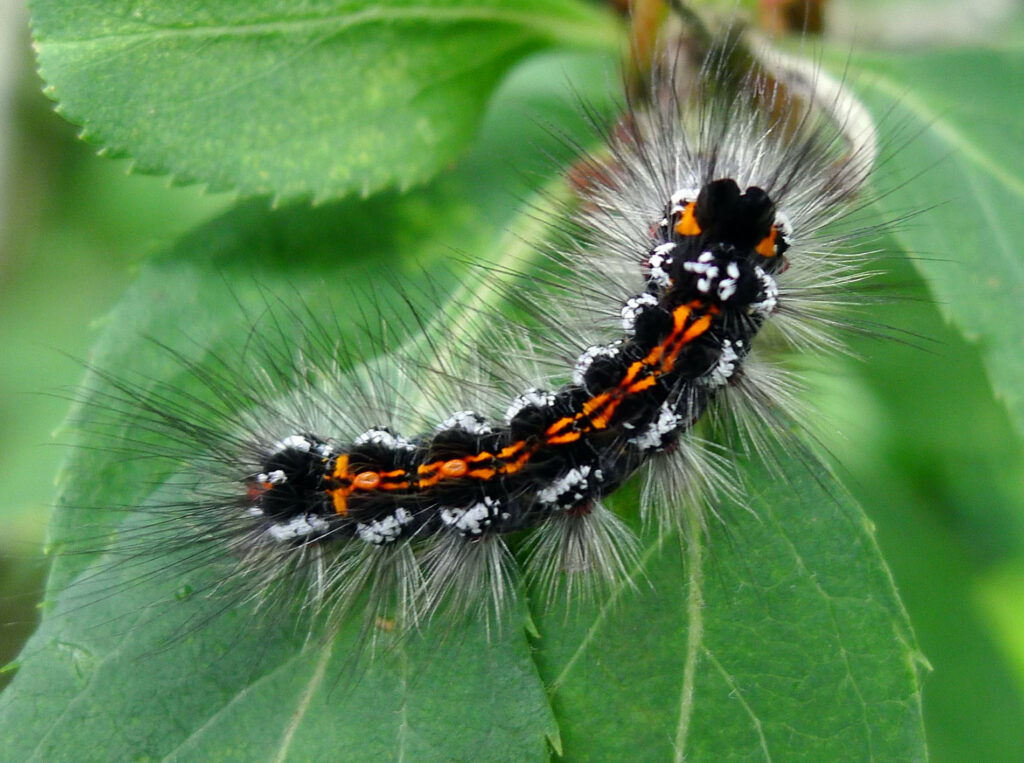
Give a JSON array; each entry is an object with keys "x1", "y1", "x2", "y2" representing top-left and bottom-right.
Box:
[
  {"x1": 702, "y1": 646, "x2": 772, "y2": 761},
  {"x1": 673, "y1": 525, "x2": 704, "y2": 763},
  {"x1": 272, "y1": 642, "x2": 334, "y2": 763},
  {"x1": 865, "y1": 75, "x2": 1024, "y2": 200}
]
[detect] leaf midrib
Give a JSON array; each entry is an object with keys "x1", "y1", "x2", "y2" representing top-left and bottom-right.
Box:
[{"x1": 863, "y1": 72, "x2": 1024, "y2": 201}]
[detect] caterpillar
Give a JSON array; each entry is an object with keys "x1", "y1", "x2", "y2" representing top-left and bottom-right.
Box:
[{"x1": 50, "y1": 32, "x2": 878, "y2": 659}]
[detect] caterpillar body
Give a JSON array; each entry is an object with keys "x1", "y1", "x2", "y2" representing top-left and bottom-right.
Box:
[
  {"x1": 59, "y1": 36, "x2": 878, "y2": 646},
  {"x1": 246, "y1": 178, "x2": 785, "y2": 610}
]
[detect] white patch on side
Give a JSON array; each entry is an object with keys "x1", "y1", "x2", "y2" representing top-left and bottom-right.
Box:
[
  {"x1": 572, "y1": 343, "x2": 621, "y2": 387},
  {"x1": 268, "y1": 514, "x2": 330, "y2": 542},
  {"x1": 505, "y1": 389, "x2": 556, "y2": 423},
  {"x1": 621, "y1": 293, "x2": 659, "y2": 334},
  {"x1": 256, "y1": 469, "x2": 287, "y2": 485},
  {"x1": 750, "y1": 267, "x2": 779, "y2": 316},
  {"x1": 775, "y1": 211, "x2": 793, "y2": 240},
  {"x1": 703, "y1": 340, "x2": 740, "y2": 388},
  {"x1": 629, "y1": 402, "x2": 681, "y2": 451},
  {"x1": 440, "y1": 497, "x2": 499, "y2": 536},
  {"x1": 536, "y1": 465, "x2": 603, "y2": 507},
  {"x1": 354, "y1": 427, "x2": 416, "y2": 452},
  {"x1": 437, "y1": 410, "x2": 492, "y2": 436},
  {"x1": 648, "y1": 244, "x2": 675, "y2": 288},
  {"x1": 273, "y1": 434, "x2": 311, "y2": 453},
  {"x1": 356, "y1": 507, "x2": 413, "y2": 545}
]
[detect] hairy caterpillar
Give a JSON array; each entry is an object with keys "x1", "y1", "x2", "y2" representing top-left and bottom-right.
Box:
[{"x1": 48, "y1": 32, "x2": 877, "y2": 646}]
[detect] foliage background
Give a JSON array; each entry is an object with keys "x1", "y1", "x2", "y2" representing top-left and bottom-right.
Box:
[{"x1": 0, "y1": 0, "x2": 1022, "y2": 759}]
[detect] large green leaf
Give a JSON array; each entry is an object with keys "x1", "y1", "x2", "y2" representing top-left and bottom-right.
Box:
[
  {"x1": 1, "y1": 46, "x2": 925, "y2": 761},
  {"x1": 818, "y1": 40, "x2": 1024, "y2": 761},
  {"x1": 31, "y1": 0, "x2": 621, "y2": 201},
  {"x1": 3, "y1": 521, "x2": 556, "y2": 761}
]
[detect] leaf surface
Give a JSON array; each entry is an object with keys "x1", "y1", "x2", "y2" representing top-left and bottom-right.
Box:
[{"x1": 533, "y1": 464, "x2": 926, "y2": 760}]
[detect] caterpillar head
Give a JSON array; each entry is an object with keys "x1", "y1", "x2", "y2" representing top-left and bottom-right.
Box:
[{"x1": 647, "y1": 177, "x2": 789, "y2": 313}]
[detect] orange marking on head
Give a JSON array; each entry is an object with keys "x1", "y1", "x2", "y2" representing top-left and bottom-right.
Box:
[
  {"x1": 756, "y1": 226, "x2": 778, "y2": 258},
  {"x1": 441, "y1": 459, "x2": 469, "y2": 478},
  {"x1": 353, "y1": 471, "x2": 381, "y2": 490},
  {"x1": 247, "y1": 482, "x2": 268, "y2": 501},
  {"x1": 675, "y1": 202, "x2": 701, "y2": 236}
]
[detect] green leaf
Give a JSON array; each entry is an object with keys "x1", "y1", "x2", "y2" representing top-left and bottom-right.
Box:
[
  {"x1": 844, "y1": 47, "x2": 1024, "y2": 438},
  {"x1": 31, "y1": 0, "x2": 622, "y2": 201}
]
